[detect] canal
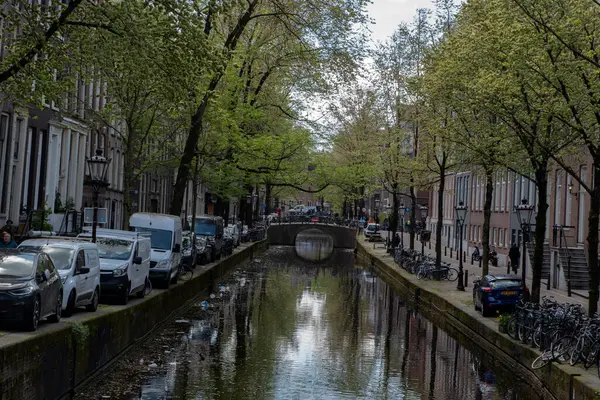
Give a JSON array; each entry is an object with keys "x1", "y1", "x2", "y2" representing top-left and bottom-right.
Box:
[{"x1": 75, "y1": 246, "x2": 539, "y2": 400}]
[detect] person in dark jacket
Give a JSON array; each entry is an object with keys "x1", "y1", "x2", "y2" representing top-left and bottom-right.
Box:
[
  {"x1": 509, "y1": 243, "x2": 520, "y2": 274},
  {"x1": 0, "y1": 232, "x2": 17, "y2": 248}
]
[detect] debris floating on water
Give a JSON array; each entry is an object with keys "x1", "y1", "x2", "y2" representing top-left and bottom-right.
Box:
[{"x1": 175, "y1": 319, "x2": 190, "y2": 324}]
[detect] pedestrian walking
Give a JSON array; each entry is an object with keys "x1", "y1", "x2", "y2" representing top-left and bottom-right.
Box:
[
  {"x1": 0, "y1": 232, "x2": 17, "y2": 249},
  {"x1": 509, "y1": 243, "x2": 520, "y2": 274}
]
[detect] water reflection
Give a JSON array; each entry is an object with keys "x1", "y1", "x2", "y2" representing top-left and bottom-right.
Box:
[
  {"x1": 76, "y1": 247, "x2": 537, "y2": 400},
  {"x1": 294, "y1": 228, "x2": 334, "y2": 261}
]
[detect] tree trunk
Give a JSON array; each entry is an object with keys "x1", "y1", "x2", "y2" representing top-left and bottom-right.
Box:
[
  {"x1": 409, "y1": 186, "x2": 416, "y2": 250},
  {"x1": 265, "y1": 184, "x2": 272, "y2": 216},
  {"x1": 482, "y1": 168, "x2": 494, "y2": 276},
  {"x1": 587, "y1": 162, "x2": 600, "y2": 316},
  {"x1": 246, "y1": 186, "x2": 254, "y2": 228},
  {"x1": 531, "y1": 161, "x2": 549, "y2": 303},
  {"x1": 121, "y1": 148, "x2": 135, "y2": 230},
  {"x1": 389, "y1": 189, "x2": 399, "y2": 236},
  {"x1": 435, "y1": 167, "x2": 446, "y2": 269},
  {"x1": 253, "y1": 184, "x2": 260, "y2": 221}
]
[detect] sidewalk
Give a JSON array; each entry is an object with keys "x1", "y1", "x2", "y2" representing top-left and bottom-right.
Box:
[
  {"x1": 358, "y1": 234, "x2": 600, "y2": 397},
  {"x1": 372, "y1": 231, "x2": 594, "y2": 312}
]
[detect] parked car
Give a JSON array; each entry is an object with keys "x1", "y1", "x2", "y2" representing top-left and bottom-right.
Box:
[
  {"x1": 182, "y1": 231, "x2": 197, "y2": 268},
  {"x1": 130, "y1": 213, "x2": 183, "y2": 288},
  {"x1": 79, "y1": 229, "x2": 151, "y2": 305},
  {"x1": 195, "y1": 236, "x2": 212, "y2": 265},
  {"x1": 0, "y1": 249, "x2": 63, "y2": 330},
  {"x1": 241, "y1": 225, "x2": 249, "y2": 242},
  {"x1": 190, "y1": 216, "x2": 224, "y2": 261},
  {"x1": 19, "y1": 239, "x2": 101, "y2": 317},
  {"x1": 364, "y1": 223, "x2": 381, "y2": 238},
  {"x1": 225, "y1": 225, "x2": 240, "y2": 247},
  {"x1": 473, "y1": 274, "x2": 524, "y2": 317},
  {"x1": 223, "y1": 231, "x2": 235, "y2": 255}
]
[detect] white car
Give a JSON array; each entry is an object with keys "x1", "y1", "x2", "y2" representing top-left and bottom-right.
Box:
[
  {"x1": 19, "y1": 239, "x2": 101, "y2": 317},
  {"x1": 79, "y1": 229, "x2": 151, "y2": 305},
  {"x1": 364, "y1": 223, "x2": 381, "y2": 238},
  {"x1": 130, "y1": 213, "x2": 183, "y2": 289}
]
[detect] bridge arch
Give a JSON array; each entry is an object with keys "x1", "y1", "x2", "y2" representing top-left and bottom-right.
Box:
[{"x1": 267, "y1": 223, "x2": 357, "y2": 249}]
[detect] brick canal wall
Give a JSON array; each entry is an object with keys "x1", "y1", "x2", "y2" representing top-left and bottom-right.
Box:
[
  {"x1": 0, "y1": 241, "x2": 268, "y2": 400},
  {"x1": 356, "y1": 241, "x2": 600, "y2": 400}
]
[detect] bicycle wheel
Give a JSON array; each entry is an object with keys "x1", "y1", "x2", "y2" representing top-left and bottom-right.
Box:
[
  {"x1": 179, "y1": 266, "x2": 193, "y2": 281},
  {"x1": 552, "y1": 335, "x2": 575, "y2": 364},
  {"x1": 416, "y1": 268, "x2": 427, "y2": 280},
  {"x1": 584, "y1": 340, "x2": 600, "y2": 369},
  {"x1": 143, "y1": 277, "x2": 153, "y2": 296},
  {"x1": 531, "y1": 351, "x2": 553, "y2": 369},
  {"x1": 446, "y1": 268, "x2": 459, "y2": 282},
  {"x1": 507, "y1": 317, "x2": 518, "y2": 339}
]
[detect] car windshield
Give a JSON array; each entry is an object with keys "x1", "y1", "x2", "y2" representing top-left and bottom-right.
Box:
[
  {"x1": 490, "y1": 279, "x2": 521, "y2": 289},
  {"x1": 96, "y1": 238, "x2": 133, "y2": 260},
  {"x1": 0, "y1": 253, "x2": 35, "y2": 278},
  {"x1": 132, "y1": 227, "x2": 172, "y2": 250},
  {"x1": 194, "y1": 221, "x2": 216, "y2": 236},
  {"x1": 20, "y1": 246, "x2": 74, "y2": 270}
]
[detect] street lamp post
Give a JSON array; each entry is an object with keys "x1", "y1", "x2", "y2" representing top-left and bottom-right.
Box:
[
  {"x1": 455, "y1": 201, "x2": 468, "y2": 291},
  {"x1": 400, "y1": 203, "x2": 405, "y2": 248},
  {"x1": 515, "y1": 198, "x2": 535, "y2": 298},
  {"x1": 420, "y1": 205, "x2": 428, "y2": 255},
  {"x1": 86, "y1": 149, "x2": 111, "y2": 243}
]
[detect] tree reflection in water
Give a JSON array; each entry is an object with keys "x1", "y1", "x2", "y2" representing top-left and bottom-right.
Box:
[{"x1": 75, "y1": 247, "x2": 541, "y2": 400}]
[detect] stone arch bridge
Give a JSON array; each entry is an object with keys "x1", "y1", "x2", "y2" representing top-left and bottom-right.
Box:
[{"x1": 267, "y1": 223, "x2": 357, "y2": 249}]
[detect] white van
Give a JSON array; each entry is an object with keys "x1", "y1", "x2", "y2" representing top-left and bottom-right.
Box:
[
  {"x1": 19, "y1": 238, "x2": 101, "y2": 316},
  {"x1": 78, "y1": 229, "x2": 151, "y2": 305},
  {"x1": 129, "y1": 213, "x2": 183, "y2": 289}
]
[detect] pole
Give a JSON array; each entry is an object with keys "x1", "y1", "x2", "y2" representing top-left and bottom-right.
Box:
[
  {"x1": 457, "y1": 223, "x2": 464, "y2": 291},
  {"x1": 521, "y1": 226, "x2": 528, "y2": 297},
  {"x1": 92, "y1": 188, "x2": 98, "y2": 243}
]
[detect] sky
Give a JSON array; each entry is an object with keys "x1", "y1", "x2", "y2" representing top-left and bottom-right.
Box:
[{"x1": 367, "y1": 0, "x2": 435, "y2": 44}]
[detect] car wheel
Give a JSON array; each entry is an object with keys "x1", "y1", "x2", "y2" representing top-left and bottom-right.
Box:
[
  {"x1": 170, "y1": 268, "x2": 179, "y2": 284},
  {"x1": 25, "y1": 297, "x2": 41, "y2": 331},
  {"x1": 64, "y1": 290, "x2": 76, "y2": 317},
  {"x1": 481, "y1": 305, "x2": 493, "y2": 317},
  {"x1": 48, "y1": 292, "x2": 62, "y2": 323},
  {"x1": 86, "y1": 287, "x2": 100, "y2": 311},
  {"x1": 118, "y1": 283, "x2": 130, "y2": 305}
]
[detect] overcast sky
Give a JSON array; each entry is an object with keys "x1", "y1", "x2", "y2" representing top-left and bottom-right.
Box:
[{"x1": 367, "y1": 0, "x2": 435, "y2": 44}]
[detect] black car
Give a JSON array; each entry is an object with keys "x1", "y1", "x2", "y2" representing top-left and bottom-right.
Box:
[
  {"x1": 182, "y1": 231, "x2": 197, "y2": 268},
  {"x1": 0, "y1": 249, "x2": 63, "y2": 330},
  {"x1": 195, "y1": 236, "x2": 212, "y2": 265},
  {"x1": 190, "y1": 216, "x2": 224, "y2": 260}
]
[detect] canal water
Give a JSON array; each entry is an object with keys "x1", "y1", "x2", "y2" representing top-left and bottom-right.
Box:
[{"x1": 75, "y1": 245, "x2": 539, "y2": 400}]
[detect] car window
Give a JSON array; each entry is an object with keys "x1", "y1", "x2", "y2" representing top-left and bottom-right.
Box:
[
  {"x1": 76, "y1": 250, "x2": 86, "y2": 269},
  {"x1": 46, "y1": 256, "x2": 57, "y2": 274},
  {"x1": 96, "y1": 238, "x2": 133, "y2": 260},
  {"x1": 0, "y1": 253, "x2": 36, "y2": 279},
  {"x1": 20, "y1": 245, "x2": 75, "y2": 271},
  {"x1": 37, "y1": 256, "x2": 47, "y2": 275},
  {"x1": 132, "y1": 227, "x2": 172, "y2": 250},
  {"x1": 490, "y1": 279, "x2": 521, "y2": 289}
]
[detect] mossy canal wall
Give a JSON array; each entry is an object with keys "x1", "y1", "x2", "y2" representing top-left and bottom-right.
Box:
[
  {"x1": 357, "y1": 241, "x2": 600, "y2": 400},
  {"x1": 0, "y1": 241, "x2": 268, "y2": 400}
]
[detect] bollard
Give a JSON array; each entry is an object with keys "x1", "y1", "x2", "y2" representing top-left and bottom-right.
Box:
[
  {"x1": 450, "y1": 248, "x2": 453, "y2": 258},
  {"x1": 456, "y1": 250, "x2": 459, "y2": 261},
  {"x1": 463, "y1": 251, "x2": 466, "y2": 262},
  {"x1": 471, "y1": 256, "x2": 473, "y2": 265},
  {"x1": 445, "y1": 247, "x2": 447, "y2": 256},
  {"x1": 479, "y1": 258, "x2": 482, "y2": 269},
  {"x1": 464, "y1": 270, "x2": 468, "y2": 287}
]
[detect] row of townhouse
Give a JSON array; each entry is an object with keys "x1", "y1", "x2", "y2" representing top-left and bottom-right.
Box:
[
  {"x1": 427, "y1": 162, "x2": 592, "y2": 291},
  {"x1": 0, "y1": 78, "x2": 177, "y2": 234}
]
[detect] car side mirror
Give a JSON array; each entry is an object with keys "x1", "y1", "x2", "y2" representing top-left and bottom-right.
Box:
[
  {"x1": 173, "y1": 244, "x2": 181, "y2": 253},
  {"x1": 133, "y1": 256, "x2": 142, "y2": 265},
  {"x1": 77, "y1": 267, "x2": 90, "y2": 275}
]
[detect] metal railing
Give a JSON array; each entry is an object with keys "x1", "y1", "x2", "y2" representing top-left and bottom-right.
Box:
[{"x1": 558, "y1": 226, "x2": 573, "y2": 297}]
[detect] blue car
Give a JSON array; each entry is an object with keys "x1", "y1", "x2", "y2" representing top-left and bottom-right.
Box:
[{"x1": 473, "y1": 274, "x2": 524, "y2": 317}]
